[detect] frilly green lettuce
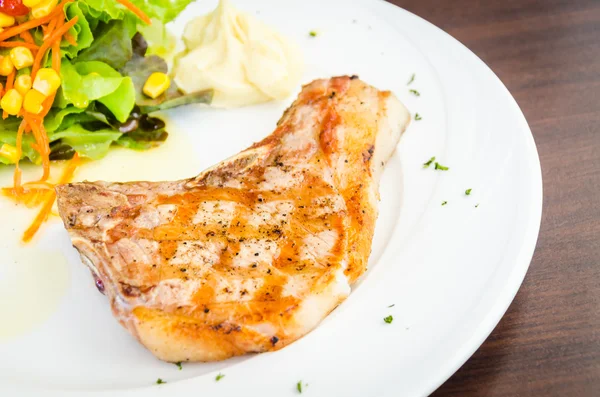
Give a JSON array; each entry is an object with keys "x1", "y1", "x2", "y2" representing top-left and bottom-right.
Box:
[{"x1": 0, "y1": 0, "x2": 205, "y2": 165}]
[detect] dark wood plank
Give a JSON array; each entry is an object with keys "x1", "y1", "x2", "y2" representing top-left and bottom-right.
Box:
[{"x1": 387, "y1": 0, "x2": 600, "y2": 395}]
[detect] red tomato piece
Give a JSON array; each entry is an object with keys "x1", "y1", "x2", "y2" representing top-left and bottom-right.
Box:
[{"x1": 0, "y1": 0, "x2": 29, "y2": 17}]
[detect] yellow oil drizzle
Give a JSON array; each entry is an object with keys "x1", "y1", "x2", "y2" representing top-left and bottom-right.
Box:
[
  {"x1": 0, "y1": 249, "x2": 69, "y2": 341},
  {"x1": 76, "y1": 123, "x2": 201, "y2": 182}
]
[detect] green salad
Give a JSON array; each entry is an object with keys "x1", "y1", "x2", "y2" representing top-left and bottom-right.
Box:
[{"x1": 0, "y1": 0, "x2": 212, "y2": 166}]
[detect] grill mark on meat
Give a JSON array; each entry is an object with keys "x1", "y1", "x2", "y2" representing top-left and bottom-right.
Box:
[{"x1": 319, "y1": 107, "x2": 341, "y2": 158}]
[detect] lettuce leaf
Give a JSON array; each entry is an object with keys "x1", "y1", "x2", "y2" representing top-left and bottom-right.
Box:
[
  {"x1": 63, "y1": 2, "x2": 95, "y2": 57},
  {"x1": 39, "y1": 103, "x2": 170, "y2": 161},
  {"x1": 139, "y1": 90, "x2": 213, "y2": 113},
  {"x1": 45, "y1": 106, "x2": 113, "y2": 134},
  {"x1": 77, "y1": 0, "x2": 129, "y2": 25},
  {"x1": 59, "y1": 61, "x2": 136, "y2": 122},
  {"x1": 136, "y1": 18, "x2": 176, "y2": 59},
  {"x1": 100, "y1": 78, "x2": 136, "y2": 122},
  {"x1": 51, "y1": 124, "x2": 122, "y2": 160},
  {"x1": 75, "y1": 19, "x2": 133, "y2": 69},
  {"x1": 44, "y1": 107, "x2": 87, "y2": 132},
  {"x1": 129, "y1": 0, "x2": 194, "y2": 24},
  {"x1": 73, "y1": 0, "x2": 194, "y2": 27},
  {"x1": 117, "y1": 117, "x2": 167, "y2": 150}
]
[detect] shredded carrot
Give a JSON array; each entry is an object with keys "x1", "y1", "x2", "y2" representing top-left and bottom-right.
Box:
[
  {"x1": 19, "y1": 30, "x2": 35, "y2": 44},
  {"x1": 115, "y1": 0, "x2": 151, "y2": 25},
  {"x1": 5, "y1": 70, "x2": 14, "y2": 91},
  {"x1": 12, "y1": 119, "x2": 26, "y2": 193},
  {"x1": 2, "y1": 186, "x2": 51, "y2": 208},
  {"x1": 63, "y1": 32, "x2": 77, "y2": 46},
  {"x1": 40, "y1": 93, "x2": 56, "y2": 118},
  {"x1": 50, "y1": 16, "x2": 59, "y2": 28},
  {"x1": 3, "y1": 71, "x2": 15, "y2": 119},
  {"x1": 53, "y1": 13, "x2": 63, "y2": 31},
  {"x1": 22, "y1": 192, "x2": 54, "y2": 242},
  {"x1": 0, "y1": 41, "x2": 39, "y2": 50},
  {"x1": 37, "y1": 125, "x2": 51, "y2": 182},
  {"x1": 44, "y1": 17, "x2": 58, "y2": 40},
  {"x1": 22, "y1": 181, "x2": 55, "y2": 190},
  {"x1": 53, "y1": 15, "x2": 64, "y2": 39},
  {"x1": 59, "y1": 154, "x2": 79, "y2": 183},
  {"x1": 52, "y1": 40, "x2": 61, "y2": 72},
  {"x1": 22, "y1": 154, "x2": 80, "y2": 242},
  {"x1": 31, "y1": 16, "x2": 78, "y2": 79},
  {"x1": 24, "y1": 114, "x2": 50, "y2": 182},
  {"x1": 0, "y1": 0, "x2": 73, "y2": 43}
]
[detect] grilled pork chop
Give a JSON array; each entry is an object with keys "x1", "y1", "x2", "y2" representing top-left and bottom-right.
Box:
[{"x1": 56, "y1": 76, "x2": 410, "y2": 362}]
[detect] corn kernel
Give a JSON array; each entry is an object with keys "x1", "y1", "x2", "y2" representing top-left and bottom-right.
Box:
[
  {"x1": 31, "y1": 0, "x2": 58, "y2": 19},
  {"x1": 23, "y1": 0, "x2": 43, "y2": 7},
  {"x1": 23, "y1": 88, "x2": 45, "y2": 114},
  {"x1": 9, "y1": 47, "x2": 33, "y2": 70},
  {"x1": 1, "y1": 89, "x2": 23, "y2": 116},
  {"x1": 0, "y1": 143, "x2": 19, "y2": 163},
  {"x1": 33, "y1": 68, "x2": 61, "y2": 96},
  {"x1": 14, "y1": 75, "x2": 31, "y2": 96},
  {"x1": 143, "y1": 72, "x2": 170, "y2": 99},
  {"x1": 0, "y1": 56, "x2": 14, "y2": 76},
  {"x1": 0, "y1": 12, "x2": 15, "y2": 28}
]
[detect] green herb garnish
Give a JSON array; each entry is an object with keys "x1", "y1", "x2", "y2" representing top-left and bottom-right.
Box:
[
  {"x1": 465, "y1": 188, "x2": 472, "y2": 195},
  {"x1": 423, "y1": 156, "x2": 435, "y2": 168},
  {"x1": 388, "y1": 304, "x2": 395, "y2": 308},
  {"x1": 415, "y1": 113, "x2": 422, "y2": 120},
  {"x1": 475, "y1": 203, "x2": 479, "y2": 208},
  {"x1": 441, "y1": 201, "x2": 448, "y2": 206},
  {"x1": 409, "y1": 89, "x2": 420, "y2": 96},
  {"x1": 384, "y1": 315, "x2": 393, "y2": 324},
  {"x1": 174, "y1": 362, "x2": 182, "y2": 370},
  {"x1": 297, "y1": 381, "x2": 306, "y2": 393},
  {"x1": 309, "y1": 31, "x2": 317, "y2": 37},
  {"x1": 407, "y1": 73, "x2": 415, "y2": 85},
  {"x1": 156, "y1": 378, "x2": 166, "y2": 385},
  {"x1": 434, "y1": 162, "x2": 449, "y2": 171},
  {"x1": 216, "y1": 373, "x2": 225, "y2": 381}
]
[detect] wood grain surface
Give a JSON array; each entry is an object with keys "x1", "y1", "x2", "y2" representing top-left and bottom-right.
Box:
[{"x1": 386, "y1": 0, "x2": 600, "y2": 395}]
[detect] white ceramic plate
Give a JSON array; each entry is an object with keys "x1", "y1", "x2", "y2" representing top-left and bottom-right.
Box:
[{"x1": 0, "y1": 0, "x2": 542, "y2": 396}]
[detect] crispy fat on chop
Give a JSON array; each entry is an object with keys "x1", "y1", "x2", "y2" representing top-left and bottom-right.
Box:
[{"x1": 56, "y1": 76, "x2": 410, "y2": 362}]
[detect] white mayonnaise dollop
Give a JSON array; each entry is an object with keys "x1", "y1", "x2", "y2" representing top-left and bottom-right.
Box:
[{"x1": 174, "y1": 0, "x2": 303, "y2": 107}]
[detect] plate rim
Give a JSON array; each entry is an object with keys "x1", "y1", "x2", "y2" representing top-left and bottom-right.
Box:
[{"x1": 373, "y1": 1, "x2": 543, "y2": 394}]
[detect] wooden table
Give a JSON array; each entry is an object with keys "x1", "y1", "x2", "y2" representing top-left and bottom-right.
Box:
[{"x1": 386, "y1": 0, "x2": 600, "y2": 395}]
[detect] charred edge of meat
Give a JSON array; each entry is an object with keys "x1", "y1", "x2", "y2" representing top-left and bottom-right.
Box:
[
  {"x1": 67, "y1": 214, "x2": 77, "y2": 227},
  {"x1": 363, "y1": 145, "x2": 375, "y2": 163},
  {"x1": 211, "y1": 323, "x2": 242, "y2": 334},
  {"x1": 121, "y1": 283, "x2": 142, "y2": 297}
]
